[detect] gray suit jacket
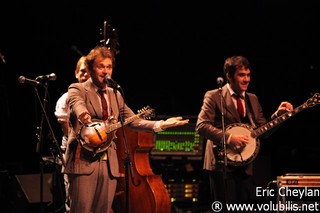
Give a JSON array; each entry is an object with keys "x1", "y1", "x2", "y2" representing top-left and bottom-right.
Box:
[
  {"x1": 63, "y1": 78, "x2": 157, "y2": 177},
  {"x1": 196, "y1": 85, "x2": 267, "y2": 173}
]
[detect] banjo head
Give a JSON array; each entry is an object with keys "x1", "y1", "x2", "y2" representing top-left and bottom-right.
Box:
[{"x1": 225, "y1": 123, "x2": 260, "y2": 167}]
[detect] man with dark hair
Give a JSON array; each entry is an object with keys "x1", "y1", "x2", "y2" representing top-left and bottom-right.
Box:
[{"x1": 196, "y1": 55, "x2": 293, "y2": 212}]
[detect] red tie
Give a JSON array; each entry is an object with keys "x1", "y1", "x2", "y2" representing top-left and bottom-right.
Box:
[
  {"x1": 98, "y1": 89, "x2": 108, "y2": 120},
  {"x1": 235, "y1": 95, "x2": 245, "y2": 118}
]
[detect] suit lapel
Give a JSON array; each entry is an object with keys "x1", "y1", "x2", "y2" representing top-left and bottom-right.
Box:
[
  {"x1": 245, "y1": 94, "x2": 258, "y2": 128},
  {"x1": 106, "y1": 87, "x2": 119, "y2": 118},
  {"x1": 84, "y1": 79, "x2": 102, "y2": 118}
]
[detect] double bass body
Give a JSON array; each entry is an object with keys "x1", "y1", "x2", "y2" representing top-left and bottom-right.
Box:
[{"x1": 114, "y1": 126, "x2": 171, "y2": 213}]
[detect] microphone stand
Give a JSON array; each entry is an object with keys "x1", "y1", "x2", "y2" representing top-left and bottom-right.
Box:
[
  {"x1": 110, "y1": 85, "x2": 138, "y2": 213},
  {"x1": 33, "y1": 82, "x2": 66, "y2": 213},
  {"x1": 34, "y1": 83, "x2": 46, "y2": 213},
  {"x1": 218, "y1": 85, "x2": 228, "y2": 210}
]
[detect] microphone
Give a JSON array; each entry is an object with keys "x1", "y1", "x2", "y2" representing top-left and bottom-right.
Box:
[
  {"x1": 104, "y1": 75, "x2": 121, "y2": 90},
  {"x1": 217, "y1": 77, "x2": 224, "y2": 89},
  {"x1": 18, "y1": 76, "x2": 40, "y2": 85},
  {"x1": 36, "y1": 73, "x2": 57, "y2": 81}
]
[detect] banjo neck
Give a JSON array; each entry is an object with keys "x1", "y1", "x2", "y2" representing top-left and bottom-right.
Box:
[
  {"x1": 251, "y1": 104, "x2": 306, "y2": 138},
  {"x1": 252, "y1": 93, "x2": 320, "y2": 138}
]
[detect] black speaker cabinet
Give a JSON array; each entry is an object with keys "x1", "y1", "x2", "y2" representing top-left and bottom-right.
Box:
[{"x1": 9, "y1": 173, "x2": 53, "y2": 213}]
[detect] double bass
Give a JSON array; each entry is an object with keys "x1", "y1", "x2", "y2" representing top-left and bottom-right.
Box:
[{"x1": 114, "y1": 126, "x2": 171, "y2": 213}]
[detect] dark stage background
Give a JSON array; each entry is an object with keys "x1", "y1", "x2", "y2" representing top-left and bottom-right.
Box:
[{"x1": 1, "y1": 1, "x2": 320, "y2": 209}]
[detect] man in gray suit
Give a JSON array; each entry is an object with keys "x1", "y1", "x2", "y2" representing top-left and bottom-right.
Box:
[
  {"x1": 196, "y1": 56, "x2": 293, "y2": 212},
  {"x1": 64, "y1": 46, "x2": 189, "y2": 213}
]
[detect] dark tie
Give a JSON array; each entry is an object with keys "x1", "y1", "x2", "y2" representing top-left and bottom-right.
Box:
[
  {"x1": 98, "y1": 89, "x2": 108, "y2": 120},
  {"x1": 234, "y1": 94, "x2": 245, "y2": 118}
]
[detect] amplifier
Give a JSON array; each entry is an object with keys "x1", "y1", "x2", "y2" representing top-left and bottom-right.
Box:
[
  {"x1": 277, "y1": 173, "x2": 320, "y2": 187},
  {"x1": 165, "y1": 180, "x2": 200, "y2": 203}
]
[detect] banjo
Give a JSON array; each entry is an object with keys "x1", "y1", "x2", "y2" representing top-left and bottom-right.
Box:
[
  {"x1": 77, "y1": 106, "x2": 155, "y2": 154},
  {"x1": 223, "y1": 92, "x2": 320, "y2": 167}
]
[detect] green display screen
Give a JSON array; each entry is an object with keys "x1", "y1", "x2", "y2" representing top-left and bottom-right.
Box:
[{"x1": 151, "y1": 122, "x2": 203, "y2": 157}]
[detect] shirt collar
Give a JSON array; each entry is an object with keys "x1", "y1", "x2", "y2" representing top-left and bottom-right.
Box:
[{"x1": 226, "y1": 83, "x2": 245, "y2": 98}]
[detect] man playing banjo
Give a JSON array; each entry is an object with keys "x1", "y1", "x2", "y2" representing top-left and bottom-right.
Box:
[{"x1": 196, "y1": 55, "x2": 293, "y2": 212}]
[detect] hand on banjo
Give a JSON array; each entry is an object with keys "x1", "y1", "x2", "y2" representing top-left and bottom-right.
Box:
[
  {"x1": 229, "y1": 134, "x2": 249, "y2": 151},
  {"x1": 274, "y1": 101, "x2": 293, "y2": 116}
]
